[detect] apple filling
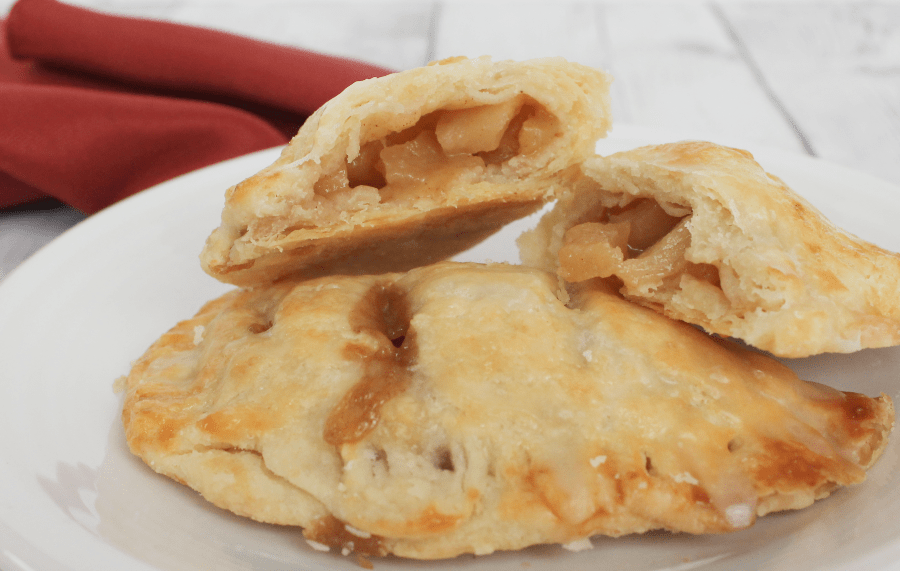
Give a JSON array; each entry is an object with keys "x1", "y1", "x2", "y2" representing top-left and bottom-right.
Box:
[
  {"x1": 312, "y1": 96, "x2": 559, "y2": 212},
  {"x1": 558, "y1": 199, "x2": 721, "y2": 297}
]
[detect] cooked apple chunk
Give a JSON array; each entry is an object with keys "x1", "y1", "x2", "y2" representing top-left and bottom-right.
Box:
[
  {"x1": 201, "y1": 57, "x2": 612, "y2": 286},
  {"x1": 519, "y1": 141, "x2": 900, "y2": 357}
]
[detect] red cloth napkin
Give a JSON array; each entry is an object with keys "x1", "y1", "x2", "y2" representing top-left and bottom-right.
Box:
[{"x1": 1, "y1": 0, "x2": 392, "y2": 213}]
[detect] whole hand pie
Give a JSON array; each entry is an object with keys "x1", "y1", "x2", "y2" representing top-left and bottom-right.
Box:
[
  {"x1": 199, "y1": 56, "x2": 613, "y2": 286},
  {"x1": 122, "y1": 262, "x2": 892, "y2": 560},
  {"x1": 518, "y1": 141, "x2": 900, "y2": 358}
]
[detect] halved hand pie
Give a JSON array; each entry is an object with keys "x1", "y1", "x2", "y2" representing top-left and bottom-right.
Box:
[
  {"x1": 200, "y1": 56, "x2": 613, "y2": 286},
  {"x1": 519, "y1": 141, "x2": 900, "y2": 357},
  {"x1": 122, "y1": 262, "x2": 892, "y2": 560}
]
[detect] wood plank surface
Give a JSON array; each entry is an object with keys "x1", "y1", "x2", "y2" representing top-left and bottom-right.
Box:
[
  {"x1": 590, "y1": 3, "x2": 806, "y2": 152},
  {"x1": 166, "y1": 1, "x2": 433, "y2": 70},
  {"x1": 723, "y1": 2, "x2": 900, "y2": 184}
]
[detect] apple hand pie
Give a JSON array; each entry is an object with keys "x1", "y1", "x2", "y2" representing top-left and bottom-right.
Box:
[
  {"x1": 122, "y1": 262, "x2": 892, "y2": 560},
  {"x1": 199, "y1": 56, "x2": 612, "y2": 286},
  {"x1": 518, "y1": 141, "x2": 900, "y2": 358}
]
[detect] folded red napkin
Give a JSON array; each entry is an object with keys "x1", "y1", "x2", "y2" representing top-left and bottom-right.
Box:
[{"x1": 1, "y1": 0, "x2": 392, "y2": 213}]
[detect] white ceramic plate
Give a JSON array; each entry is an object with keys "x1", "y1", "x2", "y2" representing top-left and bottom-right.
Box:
[{"x1": 2, "y1": 126, "x2": 900, "y2": 571}]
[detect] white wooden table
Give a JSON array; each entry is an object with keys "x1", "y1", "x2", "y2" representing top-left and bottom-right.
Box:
[{"x1": 2, "y1": 0, "x2": 899, "y2": 281}]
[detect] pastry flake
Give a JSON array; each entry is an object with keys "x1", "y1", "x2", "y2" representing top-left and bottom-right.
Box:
[
  {"x1": 200, "y1": 57, "x2": 613, "y2": 286},
  {"x1": 122, "y1": 262, "x2": 893, "y2": 560},
  {"x1": 518, "y1": 141, "x2": 900, "y2": 357}
]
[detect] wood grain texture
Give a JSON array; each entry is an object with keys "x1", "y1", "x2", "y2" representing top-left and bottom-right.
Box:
[
  {"x1": 165, "y1": 1, "x2": 433, "y2": 70},
  {"x1": 600, "y1": 3, "x2": 807, "y2": 152},
  {"x1": 722, "y1": 2, "x2": 900, "y2": 185}
]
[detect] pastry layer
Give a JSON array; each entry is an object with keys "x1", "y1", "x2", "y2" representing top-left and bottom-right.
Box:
[
  {"x1": 519, "y1": 141, "x2": 900, "y2": 357},
  {"x1": 200, "y1": 56, "x2": 612, "y2": 286},
  {"x1": 123, "y1": 262, "x2": 893, "y2": 559}
]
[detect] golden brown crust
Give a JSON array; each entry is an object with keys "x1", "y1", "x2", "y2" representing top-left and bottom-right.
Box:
[
  {"x1": 123, "y1": 262, "x2": 893, "y2": 559},
  {"x1": 200, "y1": 57, "x2": 612, "y2": 286},
  {"x1": 518, "y1": 141, "x2": 900, "y2": 357}
]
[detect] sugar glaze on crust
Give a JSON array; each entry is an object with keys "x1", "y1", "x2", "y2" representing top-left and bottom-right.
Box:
[
  {"x1": 200, "y1": 56, "x2": 612, "y2": 286},
  {"x1": 123, "y1": 262, "x2": 893, "y2": 560},
  {"x1": 518, "y1": 141, "x2": 900, "y2": 358}
]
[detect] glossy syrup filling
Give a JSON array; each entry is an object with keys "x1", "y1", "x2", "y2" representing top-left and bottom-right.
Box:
[
  {"x1": 558, "y1": 198, "x2": 721, "y2": 297},
  {"x1": 323, "y1": 282, "x2": 414, "y2": 447},
  {"x1": 312, "y1": 96, "x2": 559, "y2": 210}
]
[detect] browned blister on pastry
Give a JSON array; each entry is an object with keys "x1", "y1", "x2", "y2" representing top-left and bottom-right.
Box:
[
  {"x1": 122, "y1": 262, "x2": 893, "y2": 560},
  {"x1": 199, "y1": 57, "x2": 612, "y2": 286},
  {"x1": 519, "y1": 141, "x2": 900, "y2": 358}
]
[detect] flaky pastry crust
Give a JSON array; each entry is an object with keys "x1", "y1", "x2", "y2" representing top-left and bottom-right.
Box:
[
  {"x1": 519, "y1": 141, "x2": 900, "y2": 357},
  {"x1": 200, "y1": 56, "x2": 612, "y2": 286},
  {"x1": 123, "y1": 262, "x2": 892, "y2": 560}
]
